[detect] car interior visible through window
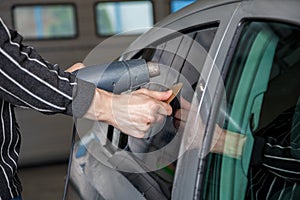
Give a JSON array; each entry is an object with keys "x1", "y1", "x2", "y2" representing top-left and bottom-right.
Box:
[
  {"x1": 66, "y1": 24, "x2": 219, "y2": 199},
  {"x1": 201, "y1": 20, "x2": 300, "y2": 200}
]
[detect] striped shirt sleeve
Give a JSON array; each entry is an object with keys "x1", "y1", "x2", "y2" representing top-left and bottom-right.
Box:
[
  {"x1": 0, "y1": 18, "x2": 95, "y2": 117},
  {"x1": 251, "y1": 105, "x2": 300, "y2": 183},
  {"x1": 262, "y1": 137, "x2": 300, "y2": 182}
]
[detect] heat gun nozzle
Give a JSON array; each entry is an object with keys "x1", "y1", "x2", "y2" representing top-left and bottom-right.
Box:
[{"x1": 147, "y1": 62, "x2": 160, "y2": 78}]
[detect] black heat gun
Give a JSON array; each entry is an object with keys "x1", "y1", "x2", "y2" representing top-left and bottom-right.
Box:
[{"x1": 74, "y1": 59, "x2": 160, "y2": 93}]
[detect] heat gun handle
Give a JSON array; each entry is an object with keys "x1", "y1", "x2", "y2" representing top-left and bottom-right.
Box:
[{"x1": 74, "y1": 59, "x2": 155, "y2": 94}]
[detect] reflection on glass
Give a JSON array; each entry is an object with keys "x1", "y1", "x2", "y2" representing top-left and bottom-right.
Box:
[
  {"x1": 201, "y1": 21, "x2": 300, "y2": 200},
  {"x1": 64, "y1": 26, "x2": 218, "y2": 199},
  {"x1": 171, "y1": 0, "x2": 197, "y2": 12},
  {"x1": 95, "y1": 1, "x2": 153, "y2": 36},
  {"x1": 13, "y1": 5, "x2": 76, "y2": 39}
]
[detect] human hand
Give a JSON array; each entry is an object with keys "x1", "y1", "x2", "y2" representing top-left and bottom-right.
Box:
[
  {"x1": 210, "y1": 125, "x2": 246, "y2": 158},
  {"x1": 171, "y1": 95, "x2": 246, "y2": 158},
  {"x1": 65, "y1": 63, "x2": 85, "y2": 72},
  {"x1": 84, "y1": 88, "x2": 173, "y2": 138},
  {"x1": 174, "y1": 97, "x2": 192, "y2": 129}
]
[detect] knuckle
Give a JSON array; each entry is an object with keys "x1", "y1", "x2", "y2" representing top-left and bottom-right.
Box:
[
  {"x1": 147, "y1": 115, "x2": 156, "y2": 123},
  {"x1": 138, "y1": 88, "x2": 148, "y2": 95},
  {"x1": 136, "y1": 132, "x2": 146, "y2": 138},
  {"x1": 139, "y1": 125, "x2": 150, "y2": 134}
]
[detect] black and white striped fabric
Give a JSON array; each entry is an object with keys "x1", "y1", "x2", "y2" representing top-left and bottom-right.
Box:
[
  {"x1": 247, "y1": 102, "x2": 300, "y2": 199},
  {"x1": 0, "y1": 18, "x2": 94, "y2": 200}
]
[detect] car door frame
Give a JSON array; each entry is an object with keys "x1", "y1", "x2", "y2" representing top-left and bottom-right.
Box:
[
  {"x1": 154, "y1": 2, "x2": 244, "y2": 200},
  {"x1": 120, "y1": 1, "x2": 242, "y2": 199},
  {"x1": 121, "y1": 0, "x2": 300, "y2": 199},
  {"x1": 188, "y1": 1, "x2": 300, "y2": 200}
]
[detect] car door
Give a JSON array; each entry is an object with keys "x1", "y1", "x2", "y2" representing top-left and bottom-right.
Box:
[
  {"x1": 64, "y1": 1, "x2": 241, "y2": 199},
  {"x1": 189, "y1": 1, "x2": 300, "y2": 200},
  {"x1": 65, "y1": 0, "x2": 300, "y2": 199}
]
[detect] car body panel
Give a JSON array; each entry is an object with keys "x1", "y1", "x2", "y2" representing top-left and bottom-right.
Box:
[
  {"x1": 65, "y1": 0, "x2": 300, "y2": 199},
  {"x1": 173, "y1": 1, "x2": 300, "y2": 199}
]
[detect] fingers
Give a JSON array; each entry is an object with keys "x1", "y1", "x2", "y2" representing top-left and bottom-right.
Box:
[
  {"x1": 152, "y1": 101, "x2": 172, "y2": 116},
  {"x1": 135, "y1": 88, "x2": 172, "y2": 101},
  {"x1": 65, "y1": 62, "x2": 86, "y2": 72},
  {"x1": 173, "y1": 97, "x2": 192, "y2": 129},
  {"x1": 155, "y1": 114, "x2": 165, "y2": 124},
  {"x1": 134, "y1": 89, "x2": 173, "y2": 115},
  {"x1": 125, "y1": 122, "x2": 150, "y2": 138},
  {"x1": 180, "y1": 96, "x2": 191, "y2": 110},
  {"x1": 148, "y1": 104, "x2": 168, "y2": 123},
  {"x1": 132, "y1": 114, "x2": 165, "y2": 138},
  {"x1": 105, "y1": 89, "x2": 173, "y2": 138},
  {"x1": 174, "y1": 108, "x2": 189, "y2": 122},
  {"x1": 174, "y1": 108, "x2": 189, "y2": 129}
]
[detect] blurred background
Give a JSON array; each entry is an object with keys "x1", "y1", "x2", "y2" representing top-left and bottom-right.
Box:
[{"x1": 0, "y1": 0, "x2": 196, "y2": 199}]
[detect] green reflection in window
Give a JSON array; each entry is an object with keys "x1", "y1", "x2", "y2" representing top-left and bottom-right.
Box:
[{"x1": 201, "y1": 21, "x2": 300, "y2": 200}]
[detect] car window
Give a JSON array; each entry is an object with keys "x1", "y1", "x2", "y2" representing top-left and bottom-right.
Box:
[
  {"x1": 200, "y1": 21, "x2": 300, "y2": 200},
  {"x1": 65, "y1": 24, "x2": 218, "y2": 200}
]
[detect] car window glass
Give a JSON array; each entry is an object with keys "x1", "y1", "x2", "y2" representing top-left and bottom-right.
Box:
[
  {"x1": 13, "y1": 4, "x2": 77, "y2": 40},
  {"x1": 200, "y1": 21, "x2": 300, "y2": 200},
  {"x1": 65, "y1": 24, "x2": 218, "y2": 200}
]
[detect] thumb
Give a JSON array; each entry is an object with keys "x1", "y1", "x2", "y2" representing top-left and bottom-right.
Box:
[
  {"x1": 180, "y1": 96, "x2": 191, "y2": 110},
  {"x1": 65, "y1": 62, "x2": 86, "y2": 73},
  {"x1": 135, "y1": 88, "x2": 172, "y2": 101}
]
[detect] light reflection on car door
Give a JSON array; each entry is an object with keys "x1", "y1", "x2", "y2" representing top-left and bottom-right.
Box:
[{"x1": 65, "y1": 24, "x2": 219, "y2": 200}]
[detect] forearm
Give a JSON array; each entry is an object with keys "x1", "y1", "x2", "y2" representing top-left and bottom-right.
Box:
[
  {"x1": 210, "y1": 125, "x2": 246, "y2": 158},
  {"x1": 0, "y1": 18, "x2": 95, "y2": 116},
  {"x1": 82, "y1": 88, "x2": 112, "y2": 121}
]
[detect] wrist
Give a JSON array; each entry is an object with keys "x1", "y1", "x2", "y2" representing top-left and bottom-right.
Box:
[{"x1": 83, "y1": 88, "x2": 114, "y2": 122}]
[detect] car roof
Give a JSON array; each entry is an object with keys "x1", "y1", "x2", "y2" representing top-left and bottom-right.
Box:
[
  {"x1": 156, "y1": 0, "x2": 296, "y2": 28},
  {"x1": 123, "y1": 0, "x2": 299, "y2": 59},
  {"x1": 155, "y1": 0, "x2": 240, "y2": 27},
  {"x1": 123, "y1": 0, "x2": 241, "y2": 58}
]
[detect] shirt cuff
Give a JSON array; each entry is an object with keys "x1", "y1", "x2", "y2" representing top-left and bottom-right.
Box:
[
  {"x1": 250, "y1": 136, "x2": 266, "y2": 166},
  {"x1": 72, "y1": 78, "x2": 96, "y2": 118}
]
